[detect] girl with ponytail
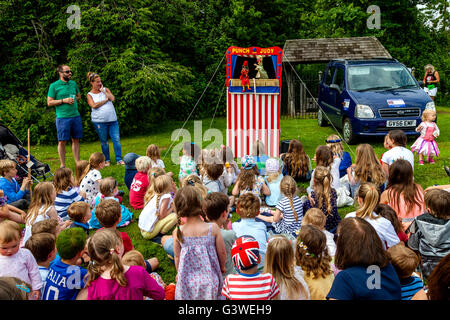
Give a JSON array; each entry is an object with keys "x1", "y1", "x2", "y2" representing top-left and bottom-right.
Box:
[
  {"x1": 345, "y1": 182, "x2": 400, "y2": 249},
  {"x1": 172, "y1": 186, "x2": 226, "y2": 300},
  {"x1": 86, "y1": 228, "x2": 165, "y2": 300},
  {"x1": 303, "y1": 166, "x2": 341, "y2": 234},
  {"x1": 257, "y1": 175, "x2": 303, "y2": 238}
]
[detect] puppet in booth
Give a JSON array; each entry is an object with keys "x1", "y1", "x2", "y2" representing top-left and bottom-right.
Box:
[
  {"x1": 254, "y1": 55, "x2": 268, "y2": 79},
  {"x1": 240, "y1": 60, "x2": 251, "y2": 92}
]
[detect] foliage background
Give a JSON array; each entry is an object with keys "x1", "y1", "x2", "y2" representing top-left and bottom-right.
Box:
[{"x1": 0, "y1": 0, "x2": 448, "y2": 144}]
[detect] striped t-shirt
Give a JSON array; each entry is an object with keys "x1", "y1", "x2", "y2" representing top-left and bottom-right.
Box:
[
  {"x1": 54, "y1": 187, "x2": 85, "y2": 220},
  {"x1": 273, "y1": 195, "x2": 303, "y2": 236},
  {"x1": 400, "y1": 276, "x2": 423, "y2": 300},
  {"x1": 222, "y1": 272, "x2": 280, "y2": 300}
]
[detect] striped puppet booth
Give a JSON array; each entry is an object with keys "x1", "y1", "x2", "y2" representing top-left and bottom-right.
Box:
[{"x1": 226, "y1": 46, "x2": 283, "y2": 158}]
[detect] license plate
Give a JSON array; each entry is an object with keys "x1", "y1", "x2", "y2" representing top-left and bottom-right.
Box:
[{"x1": 386, "y1": 120, "x2": 416, "y2": 127}]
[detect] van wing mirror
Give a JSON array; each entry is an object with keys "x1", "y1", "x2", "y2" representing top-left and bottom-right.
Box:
[
  {"x1": 418, "y1": 80, "x2": 424, "y2": 87},
  {"x1": 330, "y1": 84, "x2": 341, "y2": 93}
]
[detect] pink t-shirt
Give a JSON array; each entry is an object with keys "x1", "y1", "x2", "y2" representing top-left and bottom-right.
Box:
[
  {"x1": 0, "y1": 248, "x2": 43, "y2": 291},
  {"x1": 129, "y1": 172, "x2": 149, "y2": 209},
  {"x1": 386, "y1": 189, "x2": 425, "y2": 231},
  {"x1": 87, "y1": 265, "x2": 165, "y2": 300}
]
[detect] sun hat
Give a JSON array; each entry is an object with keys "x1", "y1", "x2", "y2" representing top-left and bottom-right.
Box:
[
  {"x1": 241, "y1": 155, "x2": 256, "y2": 170},
  {"x1": 265, "y1": 158, "x2": 280, "y2": 173},
  {"x1": 231, "y1": 235, "x2": 260, "y2": 270}
]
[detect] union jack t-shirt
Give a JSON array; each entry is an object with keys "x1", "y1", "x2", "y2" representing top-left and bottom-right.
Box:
[{"x1": 222, "y1": 272, "x2": 280, "y2": 300}]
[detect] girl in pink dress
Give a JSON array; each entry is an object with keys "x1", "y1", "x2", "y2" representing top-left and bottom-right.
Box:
[{"x1": 411, "y1": 109, "x2": 439, "y2": 165}]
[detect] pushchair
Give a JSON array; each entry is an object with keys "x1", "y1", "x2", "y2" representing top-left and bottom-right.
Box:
[{"x1": 0, "y1": 123, "x2": 53, "y2": 184}]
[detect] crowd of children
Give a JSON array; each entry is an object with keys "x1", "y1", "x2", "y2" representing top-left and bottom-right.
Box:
[{"x1": 0, "y1": 125, "x2": 449, "y2": 301}]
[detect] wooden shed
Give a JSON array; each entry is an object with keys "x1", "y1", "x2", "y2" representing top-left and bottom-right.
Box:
[{"x1": 283, "y1": 36, "x2": 392, "y2": 117}]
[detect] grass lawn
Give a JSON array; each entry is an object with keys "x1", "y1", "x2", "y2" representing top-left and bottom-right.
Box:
[{"x1": 29, "y1": 106, "x2": 449, "y2": 284}]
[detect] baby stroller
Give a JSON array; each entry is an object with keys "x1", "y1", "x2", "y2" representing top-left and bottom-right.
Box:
[{"x1": 0, "y1": 123, "x2": 53, "y2": 184}]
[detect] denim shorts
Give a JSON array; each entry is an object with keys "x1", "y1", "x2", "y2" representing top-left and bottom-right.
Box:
[{"x1": 56, "y1": 115, "x2": 83, "y2": 141}]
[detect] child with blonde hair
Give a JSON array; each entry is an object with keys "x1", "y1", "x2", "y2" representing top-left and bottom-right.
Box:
[
  {"x1": 129, "y1": 156, "x2": 152, "y2": 210},
  {"x1": 265, "y1": 235, "x2": 310, "y2": 300},
  {"x1": 408, "y1": 189, "x2": 450, "y2": 280},
  {"x1": 346, "y1": 182, "x2": 400, "y2": 249},
  {"x1": 0, "y1": 220, "x2": 42, "y2": 300},
  {"x1": 251, "y1": 140, "x2": 269, "y2": 176},
  {"x1": 23, "y1": 182, "x2": 60, "y2": 245},
  {"x1": 67, "y1": 201, "x2": 91, "y2": 234},
  {"x1": 173, "y1": 186, "x2": 226, "y2": 300},
  {"x1": 263, "y1": 158, "x2": 283, "y2": 207},
  {"x1": 346, "y1": 144, "x2": 386, "y2": 197},
  {"x1": 326, "y1": 134, "x2": 352, "y2": 178},
  {"x1": 86, "y1": 229, "x2": 165, "y2": 300},
  {"x1": 89, "y1": 177, "x2": 133, "y2": 229},
  {"x1": 296, "y1": 224, "x2": 334, "y2": 300},
  {"x1": 0, "y1": 159, "x2": 31, "y2": 210},
  {"x1": 139, "y1": 175, "x2": 177, "y2": 240},
  {"x1": 181, "y1": 174, "x2": 208, "y2": 200},
  {"x1": 302, "y1": 208, "x2": 336, "y2": 257},
  {"x1": 304, "y1": 166, "x2": 341, "y2": 233},
  {"x1": 122, "y1": 249, "x2": 175, "y2": 300},
  {"x1": 80, "y1": 152, "x2": 106, "y2": 207},
  {"x1": 144, "y1": 167, "x2": 167, "y2": 204},
  {"x1": 411, "y1": 109, "x2": 440, "y2": 165},
  {"x1": 53, "y1": 167, "x2": 85, "y2": 220},
  {"x1": 257, "y1": 175, "x2": 303, "y2": 238}
]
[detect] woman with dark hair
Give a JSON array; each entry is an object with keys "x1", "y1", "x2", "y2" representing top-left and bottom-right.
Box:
[
  {"x1": 380, "y1": 159, "x2": 425, "y2": 232},
  {"x1": 327, "y1": 217, "x2": 401, "y2": 300},
  {"x1": 280, "y1": 139, "x2": 311, "y2": 182}
]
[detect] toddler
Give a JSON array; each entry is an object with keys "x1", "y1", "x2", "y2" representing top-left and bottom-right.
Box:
[
  {"x1": 381, "y1": 129, "x2": 414, "y2": 176},
  {"x1": 387, "y1": 243, "x2": 424, "y2": 300},
  {"x1": 302, "y1": 208, "x2": 336, "y2": 257},
  {"x1": 129, "y1": 156, "x2": 152, "y2": 209},
  {"x1": 178, "y1": 142, "x2": 201, "y2": 184},
  {"x1": 0, "y1": 220, "x2": 42, "y2": 300},
  {"x1": 411, "y1": 109, "x2": 439, "y2": 165},
  {"x1": 0, "y1": 159, "x2": 31, "y2": 210},
  {"x1": 53, "y1": 167, "x2": 85, "y2": 221},
  {"x1": 263, "y1": 158, "x2": 283, "y2": 207},
  {"x1": 67, "y1": 201, "x2": 91, "y2": 234},
  {"x1": 222, "y1": 235, "x2": 280, "y2": 300},
  {"x1": 232, "y1": 155, "x2": 270, "y2": 203}
]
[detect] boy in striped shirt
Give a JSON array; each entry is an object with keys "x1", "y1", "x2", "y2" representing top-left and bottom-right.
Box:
[
  {"x1": 222, "y1": 235, "x2": 279, "y2": 300},
  {"x1": 387, "y1": 243, "x2": 424, "y2": 300}
]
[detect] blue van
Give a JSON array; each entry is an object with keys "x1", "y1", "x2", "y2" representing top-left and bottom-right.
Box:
[{"x1": 317, "y1": 58, "x2": 435, "y2": 144}]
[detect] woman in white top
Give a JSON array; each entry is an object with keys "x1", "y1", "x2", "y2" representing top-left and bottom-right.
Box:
[
  {"x1": 345, "y1": 182, "x2": 400, "y2": 250},
  {"x1": 86, "y1": 72, "x2": 124, "y2": 166}
]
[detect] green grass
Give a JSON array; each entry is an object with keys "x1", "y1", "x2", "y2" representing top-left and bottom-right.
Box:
[{"x1": 30, "y1": 106, "x2": 450, "y2": 283}]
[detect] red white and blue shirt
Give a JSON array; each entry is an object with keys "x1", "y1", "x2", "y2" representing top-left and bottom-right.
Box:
[{"x1": 222, "y1": 272, "x2": 279, "y2": 300}]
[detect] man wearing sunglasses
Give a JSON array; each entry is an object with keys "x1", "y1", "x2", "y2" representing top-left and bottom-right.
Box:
[{"x1": 47, "y1": 64, "x2": 82, "y2": 168}]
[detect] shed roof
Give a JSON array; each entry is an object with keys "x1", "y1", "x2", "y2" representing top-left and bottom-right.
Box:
[{"x1": 283, "y1": 36, "x2": 391, "y2": 63}]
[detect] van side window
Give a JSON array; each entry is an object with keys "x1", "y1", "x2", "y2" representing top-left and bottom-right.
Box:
[
  {"x1": 334, "y1": 68, "x2": 345, "y2": 91},
  {"x1": 325, "y1": 67, "x2": 335, "y2": 86}
]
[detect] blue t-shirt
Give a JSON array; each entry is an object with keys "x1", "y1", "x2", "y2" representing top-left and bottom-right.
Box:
[
  {"x1": 327, "y1": 264, "x2": 401, "y2": 300},
  {"x1": 339, "y1": 151, "x2": 352, "y2": 178},
  {"x1": 42, "y1": 258, "x2": 87, "y2": 300},
  {"x1": 400, "y1": 276, "x2": 423, "y2": 300}
]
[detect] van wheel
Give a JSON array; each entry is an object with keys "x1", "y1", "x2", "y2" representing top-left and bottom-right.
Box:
[
  {"x1": 343, "y1": 118, "x2": 356, "y2": 144},
  {"x1": 317, "y1": 109, "x2": 327, "y2": 127}
]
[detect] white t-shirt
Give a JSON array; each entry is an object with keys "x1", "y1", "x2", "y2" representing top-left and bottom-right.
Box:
[
  {"x1": 138, "y1": 193, "x2": 172, "y2": 232},
  {"x1": 150, "y1": 159, "x2": 165, "y2": 169},
  {"x1": 80, "y1": 169, "x2": 102, "y2": 207},
  {"x1": 88, "y1": 91, "x2": 118, "y2": 123},
  {"x1": 345, "y1": 211, "x2": 400, "y2": 249},
  {"x1": 323, "y1": 230, "x2": 336, "y2": 257},
  {"x1": 381, "y1": 146, "x2": 415, "y2": 171},
  {"x1": 278, "y1": 266, "x2": 311, "y2": 300}
]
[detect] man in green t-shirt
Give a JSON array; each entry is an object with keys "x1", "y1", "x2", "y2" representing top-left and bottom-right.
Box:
[{"x1": 47, "y1": 64, "x2": 82, "y2": 168}]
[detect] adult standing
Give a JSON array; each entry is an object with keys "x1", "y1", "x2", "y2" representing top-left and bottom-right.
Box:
[
  {"x1": 423, "y1": 64, "x2": 440, "y2": 101},
  {"x1": 86, "y1": 72, "x2": 124, "y2": 166},
  {"x1": 47, "y1": 65, "x2": 82, "y2": 168}
]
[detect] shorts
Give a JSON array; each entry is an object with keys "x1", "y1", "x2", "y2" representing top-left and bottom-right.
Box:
[
  {"x1": 56, "y1": 115, "x2": 83, "y2": 141},
  {"x1": 424, "y1": 87, "x2": 437, "y2": 97}
]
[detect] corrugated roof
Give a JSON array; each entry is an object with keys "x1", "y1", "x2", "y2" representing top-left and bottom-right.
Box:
[{"x1": 283, "y1": 36, "x2": 391, "y2": 63}]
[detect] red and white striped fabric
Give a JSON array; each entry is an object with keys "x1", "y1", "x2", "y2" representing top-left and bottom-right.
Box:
[
  {"x1": 221, "y1": 273, "x2": 280, "y2": 300},
  {"x1": 227, "y1": 90, "x2": 280, "y2": 158}
]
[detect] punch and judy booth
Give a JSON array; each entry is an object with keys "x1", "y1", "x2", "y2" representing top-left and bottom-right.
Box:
[{"x1": 226, "y1": 46, "x2": 283, "y2": 158}]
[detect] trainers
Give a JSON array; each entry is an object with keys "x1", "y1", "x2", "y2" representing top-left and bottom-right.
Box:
[
  {"x1": 104, "y1": 161, "x2": 111, "y2": 167},
  {"x1": 117, "y1": 160, "x2": 125, "y2": 165},
  {"x1": 419, "y1": 160, "x2": 424, "y2": 165},
  {"x1": 429, "y1": 157, "x2": 435, "y2": 164}
]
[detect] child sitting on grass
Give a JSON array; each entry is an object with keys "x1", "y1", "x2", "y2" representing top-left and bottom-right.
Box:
[
  {"x1": 67, "y1": 201, "x2": 91, "y2": 235},
  {"x1": 302, "y1": 208, "x2": 336, "y2": 258},
  {"x1": 0, "y1": 159, "x2": 31, "y2": 210},
  {"x1": 222, "y1": 235, "x2": 280, "y2": 300},
  {"x1": 89, "y1": 177, "x2": 133, "y2": 229},
  {"x1": 387, "y1": 243, "x2": 424, "y2": 300},
  {"x1": 129, "y1": 156, "x2": 152, "y2": 210}
]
